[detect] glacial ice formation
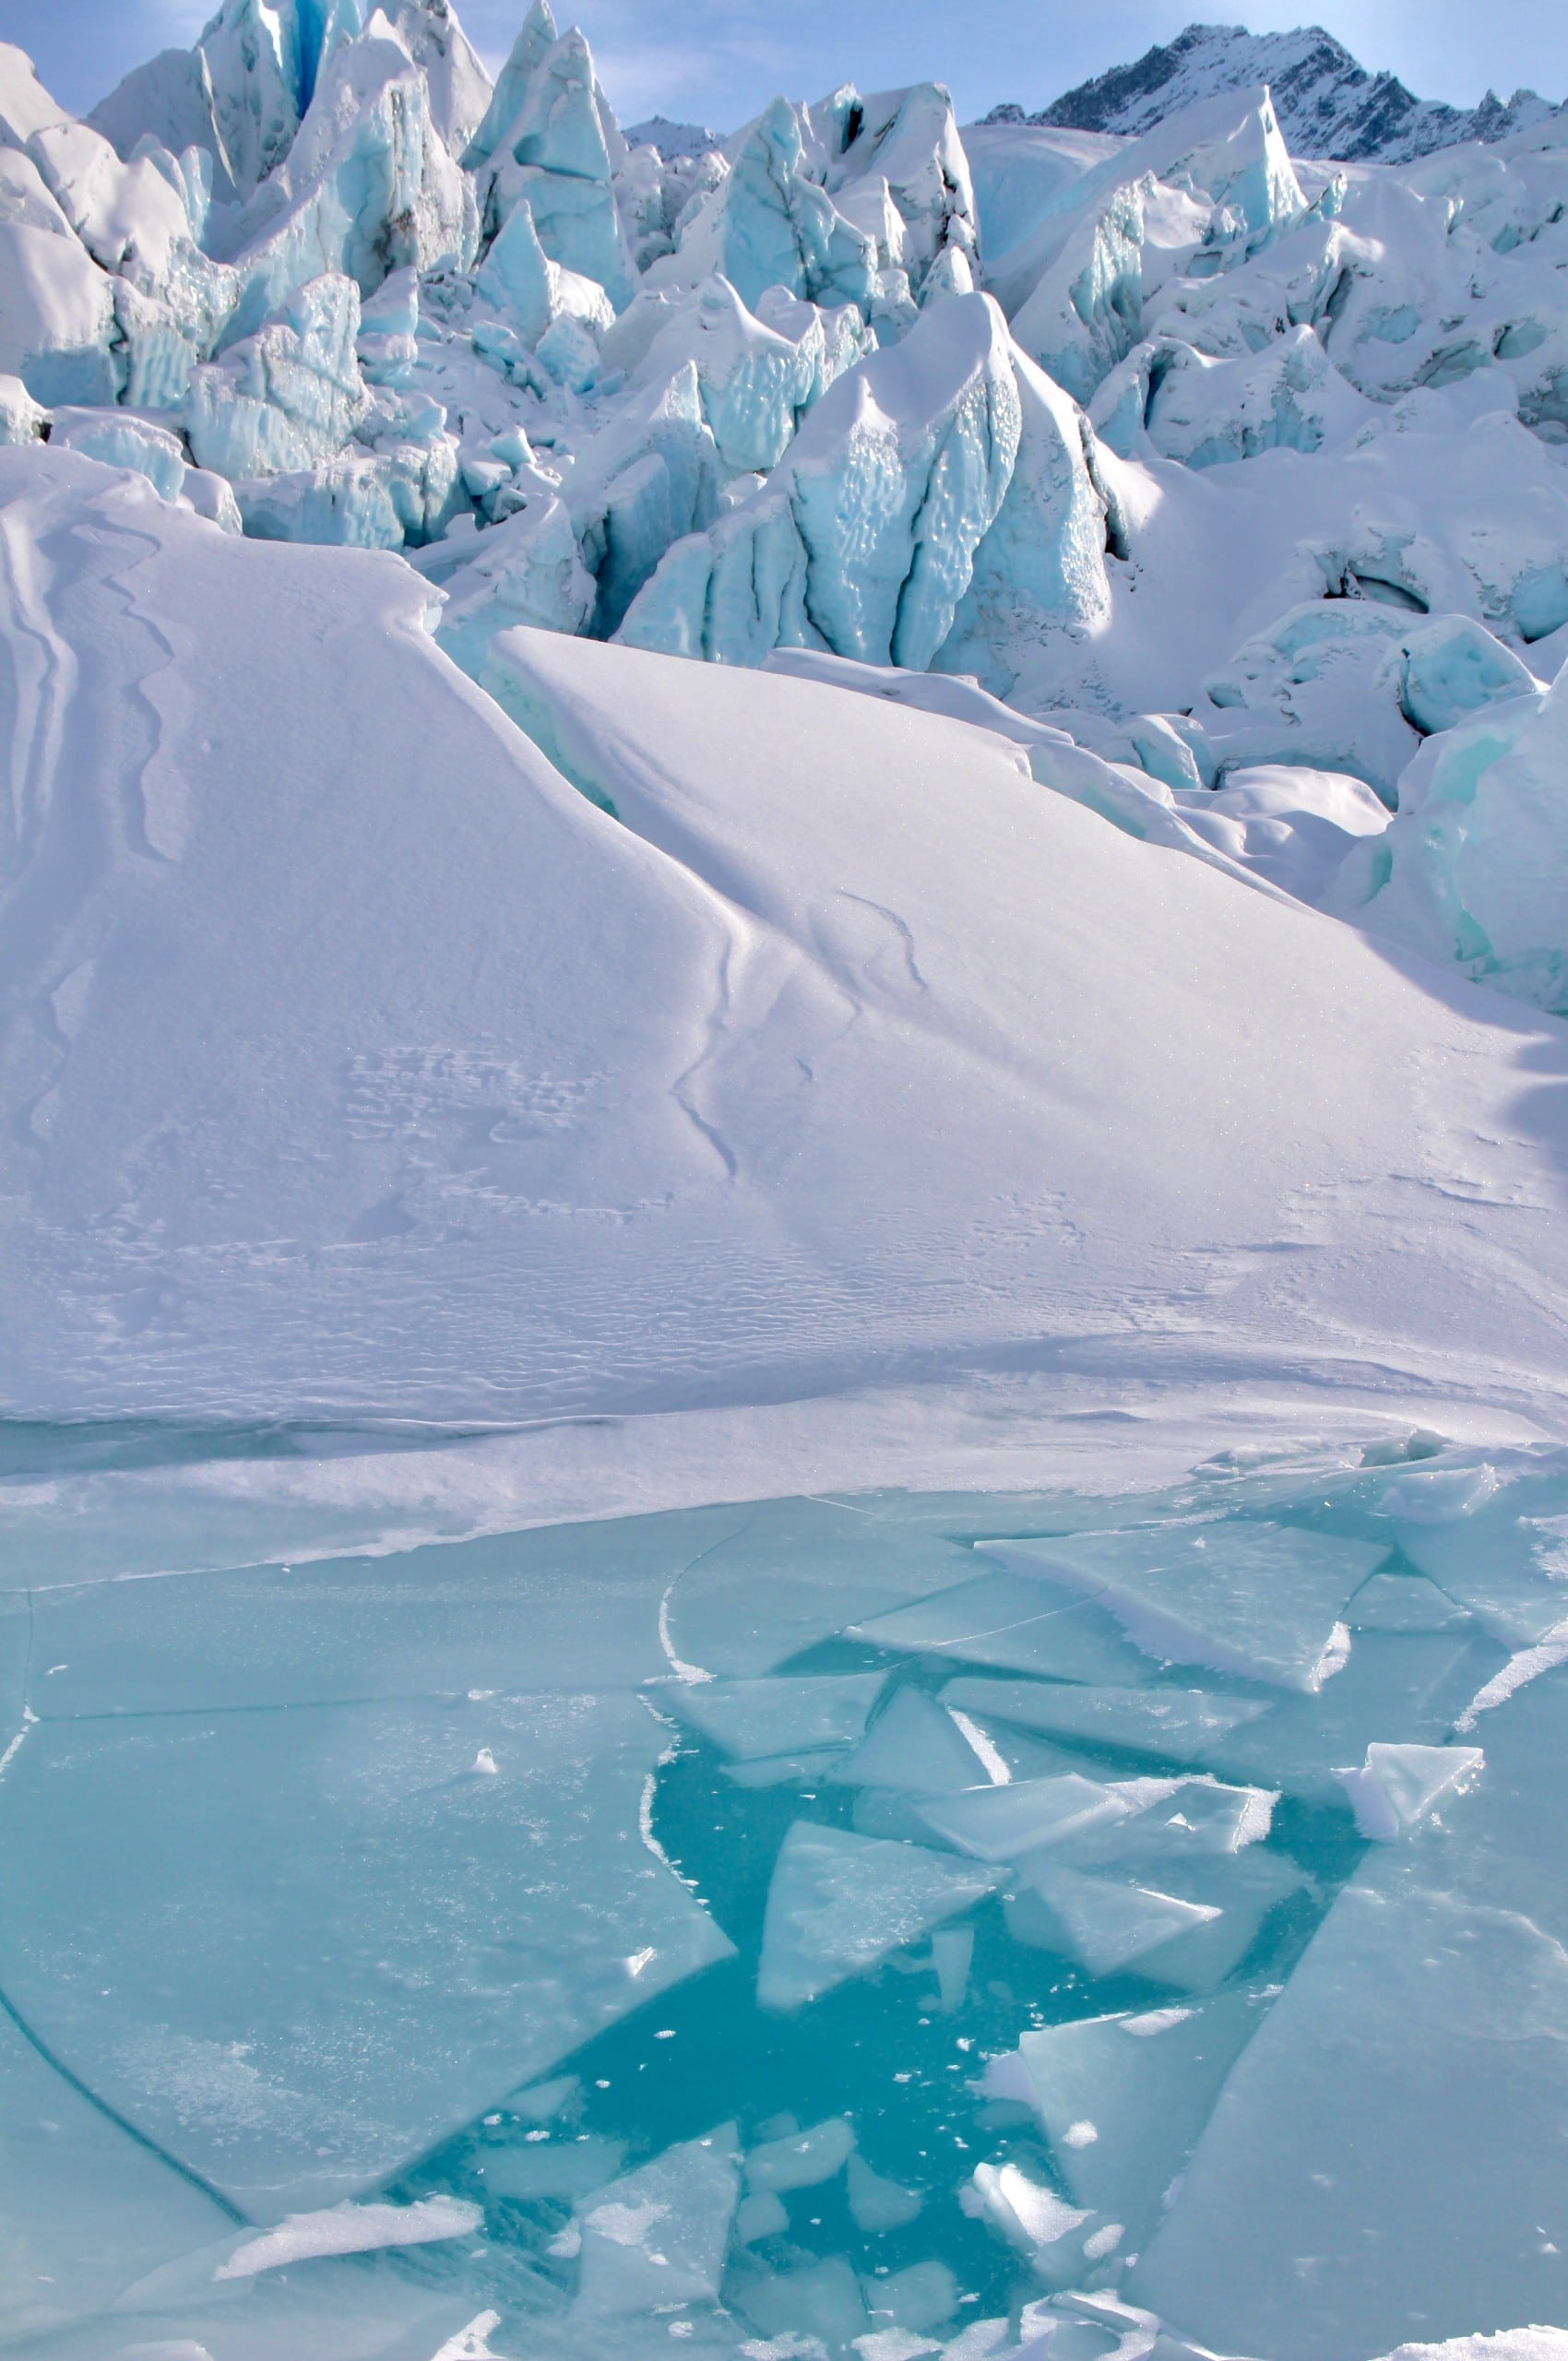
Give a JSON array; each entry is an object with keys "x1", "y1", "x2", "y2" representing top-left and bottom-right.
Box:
[
  {"x1": 616, "y1": 290, "x2": 1078, "y2": 671},
  {"x1": 185, "y1": 268, "x2": 368, "y2": 476},
  {"x1": 466, "y1": 2, "x2": 635, "y2": 307}
]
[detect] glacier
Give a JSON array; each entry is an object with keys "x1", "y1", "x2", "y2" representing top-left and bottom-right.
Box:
[{"x1": 6, "y1": 3, "x2": 1568, "y2": 2356}]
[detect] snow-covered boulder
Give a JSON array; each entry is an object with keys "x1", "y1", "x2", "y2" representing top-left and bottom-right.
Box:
[
  {"x1": 619, "y1": 291, "x2": 1021, "y2": 669},
  {"x1": 1335, "y1": 664, "x2": 1568, "y2": 1011},
  {"x1": 0, "y1": 145, "x2": 120, "y2": 403},
  {"x1": 46, "y1": 407, "x2": 189, "y2": 502},
  {"x1": 185, "y1": 272, "x2": 368, "y2": 478}
]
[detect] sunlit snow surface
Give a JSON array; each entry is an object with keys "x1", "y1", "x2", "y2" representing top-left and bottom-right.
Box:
[{"x1": 6, "y1": 1430, "x2": 1568, "y2": 2359}]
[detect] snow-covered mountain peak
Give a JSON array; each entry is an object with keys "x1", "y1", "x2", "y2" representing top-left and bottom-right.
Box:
[{"x1": 988, "y1": 19, "x2": 1564, "y2": 164}]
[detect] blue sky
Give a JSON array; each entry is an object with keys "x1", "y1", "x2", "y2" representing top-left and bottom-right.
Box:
[{"x1": 6, "y1": 0, "x2": 1566, "y2": 133}]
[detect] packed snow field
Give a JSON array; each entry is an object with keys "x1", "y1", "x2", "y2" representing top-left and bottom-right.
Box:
[{"x1": 6, "y1": 2, "x2": 1568, "y2": 2356}]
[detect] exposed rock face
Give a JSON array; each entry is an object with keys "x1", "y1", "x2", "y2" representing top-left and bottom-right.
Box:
[{"x1": 987, "y1": 21, "x2": 1562, "y2": 165}]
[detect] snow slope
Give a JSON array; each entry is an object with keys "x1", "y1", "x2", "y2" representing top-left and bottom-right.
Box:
[{"x1": 6, "y1": 444, "x2": 1568, "y2": 1438}]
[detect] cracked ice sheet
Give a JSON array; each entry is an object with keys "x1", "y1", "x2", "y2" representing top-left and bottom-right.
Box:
[
  {"x1": 978, "y1": 1524, "x2": 1387, "y2": 1691},
  {"x1": 1127, "y1": 1859, "x2": 1568, "y2": 2360},
  {"x1": 0, "y1": 1999, "x2": 232, "y2": 2343},
  {"x1": 19, "y1": 1512, "x2": 719, "y2": 1712},
  {"x1": 0, "y1": 1684, "x2": 733, "y2": 2218},
  {"x1": 1130, "y1": 1666, "x2": 1568, "y2": 2355}
]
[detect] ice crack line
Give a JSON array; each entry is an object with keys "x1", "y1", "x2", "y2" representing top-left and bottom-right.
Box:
[
  {"x1": 654, "y1": 1511, "x2": 758, "y2": 1686},
  {"x1": 0, "y1": 1584, "x2": 36, "y2": 1783},
  {"x1": 0, "y1": 1580, "x2": 244, "y2": 2219},
  {"x1": 0, "y1": 1980, "x2": 246, "y2": 2225}
]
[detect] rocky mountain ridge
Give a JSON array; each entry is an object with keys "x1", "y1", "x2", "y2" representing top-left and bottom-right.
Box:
[{"x1": 986, "y1": 19, "x2": 1563, "y2": 162}]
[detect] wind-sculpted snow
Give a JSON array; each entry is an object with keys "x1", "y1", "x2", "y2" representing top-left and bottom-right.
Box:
[{"x1": 7, "y1": 449, "x2": 1568, "y2": 1427}]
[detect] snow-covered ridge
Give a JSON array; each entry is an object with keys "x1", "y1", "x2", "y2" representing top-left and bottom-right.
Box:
[{"x1": 989, "y1": 19, "x2": 1565, "y2": 163}]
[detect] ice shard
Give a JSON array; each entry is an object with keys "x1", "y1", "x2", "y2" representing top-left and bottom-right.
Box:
[{"x1": 757, "y1": 1823, "x2": 1000, "y2": 2010}]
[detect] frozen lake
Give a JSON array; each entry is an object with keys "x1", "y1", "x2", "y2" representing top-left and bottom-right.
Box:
[{"x1": 3, "y1": 1425, "x2": 1562, "y2": 2359}]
